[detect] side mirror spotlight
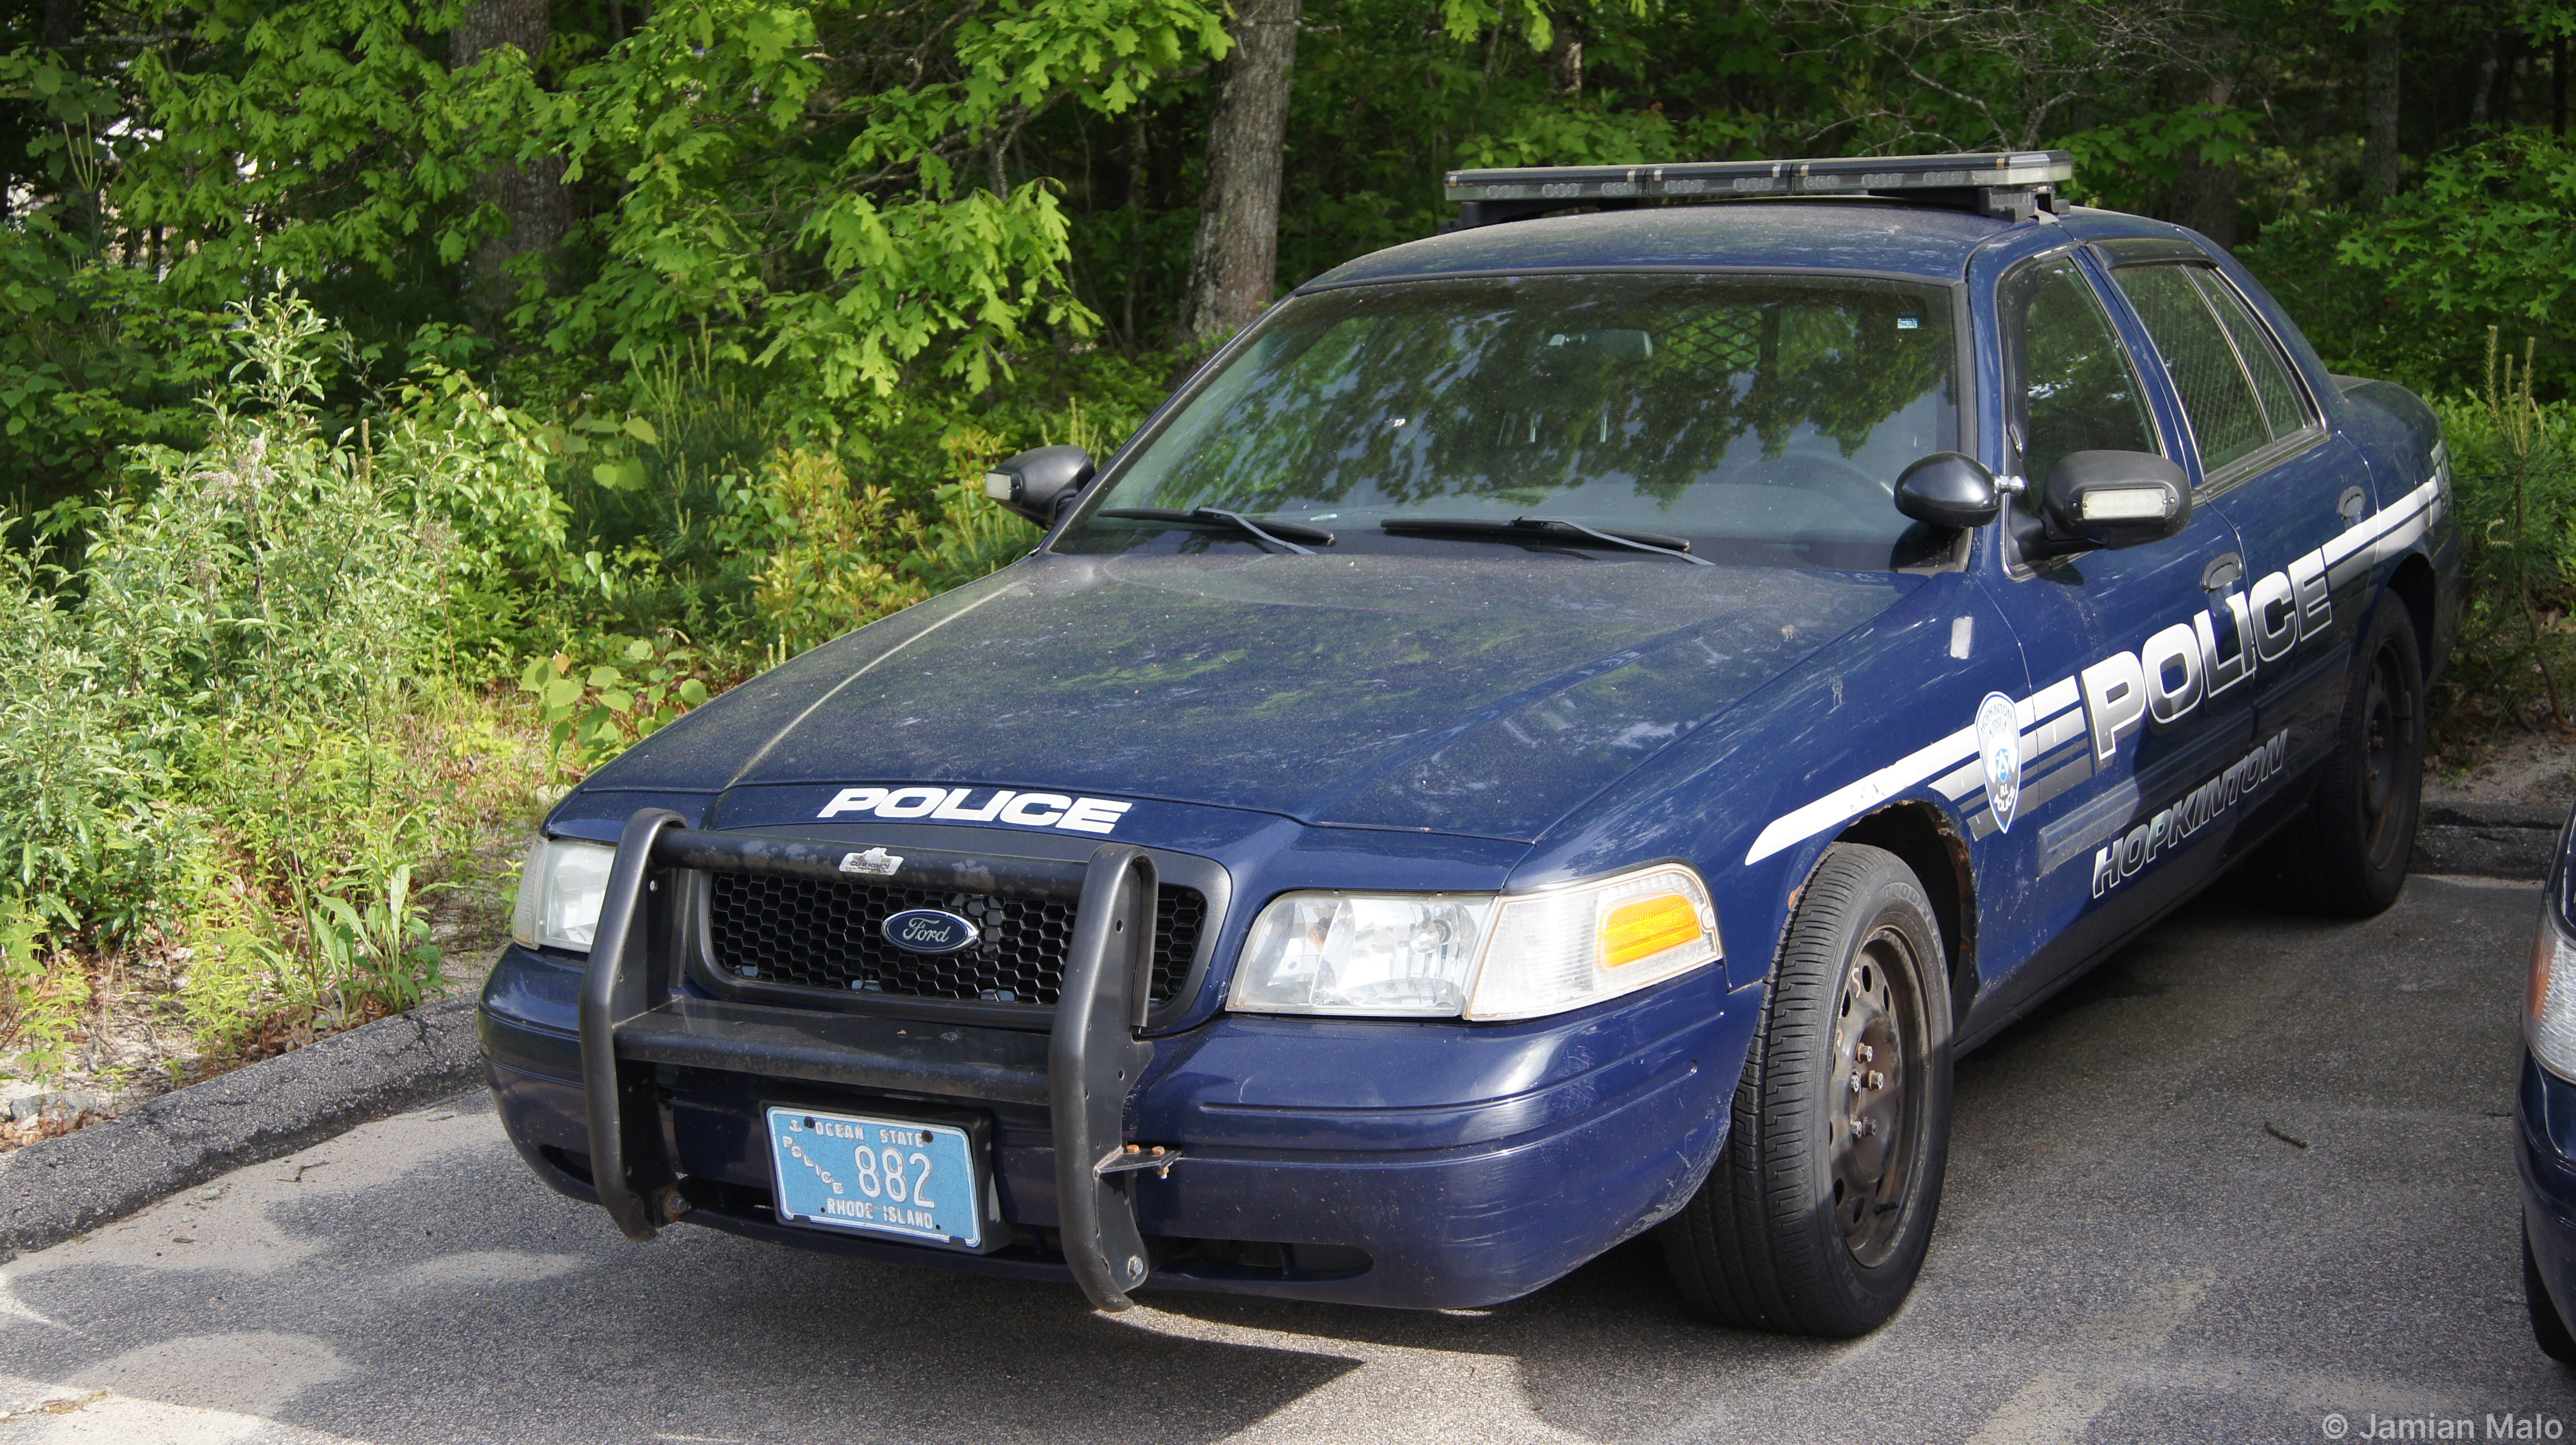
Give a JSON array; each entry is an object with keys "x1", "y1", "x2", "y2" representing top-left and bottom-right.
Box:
[
  {"x1": 2035, "y1": 450, "x2": 2191, "y2": 553},
  {"x1": 1894, "y1": 452, "x2": 2002, "y2": 530},
  {"x1": 983, "y1": 445, "x2": 1097, "y2": 526}
]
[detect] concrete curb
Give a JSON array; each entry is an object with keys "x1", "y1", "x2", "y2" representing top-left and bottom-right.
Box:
[
  {"x1": 2416, "y1": 802, "x2": 2567, "y2": 881},
  {"x1": 0, "y1": 995, "x2": 484, "y2": 1264}
]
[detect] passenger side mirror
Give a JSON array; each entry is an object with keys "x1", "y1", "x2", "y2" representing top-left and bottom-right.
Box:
[
  {"x1": 2035, "y1": 450, "x2": 2191, "y2": 553},
  {"x1": 983, "y1": 445, "x2": 1097, "y2": 526},
  {"x1": 1894, "y1": 452, "x2": 2002, "y2": 530}
]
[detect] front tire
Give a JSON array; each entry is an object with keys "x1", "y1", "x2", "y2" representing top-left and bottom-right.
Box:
[
  {"x1": 1659, "y1": 843, "x2": 1953, "y2": 1337},
  {"x1": 2262, "y1": 600, "x2": 2424, "y2": 917}
]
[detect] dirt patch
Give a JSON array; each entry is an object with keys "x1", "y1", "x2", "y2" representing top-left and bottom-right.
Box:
[{"x1": 2428, "y1": 729, "x2": 2576, "y2": 815}]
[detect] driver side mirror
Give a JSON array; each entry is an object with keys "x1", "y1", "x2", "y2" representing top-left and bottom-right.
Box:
[
  {"x1": 2032, "y1": 450, "x2": 2191, "y2": 555},
  {"x1": 1894, "y1": 452, "x2": 2002, "y2": 530},
  {"x1": 983, "y1": 445, "x2": 1096, "y2": 526}
]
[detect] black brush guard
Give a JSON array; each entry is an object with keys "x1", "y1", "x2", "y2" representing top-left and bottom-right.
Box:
[{"x1": 578, "y1": 809, "x2": 1171, "y2": 1311}]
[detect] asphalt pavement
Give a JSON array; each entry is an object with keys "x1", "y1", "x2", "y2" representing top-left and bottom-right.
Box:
[{"x1": 2, "y1": 873, "x2": 2570, "y2": 1444}]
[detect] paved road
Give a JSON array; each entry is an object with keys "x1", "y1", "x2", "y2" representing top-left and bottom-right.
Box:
[{"x1": 3, "y1": 875, "x2": 2571, "y2": 1444}]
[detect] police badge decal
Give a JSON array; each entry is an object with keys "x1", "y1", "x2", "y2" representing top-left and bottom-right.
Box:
[{"x1": 1976, "y1": 692, "x2": 2022, "y2": 832}]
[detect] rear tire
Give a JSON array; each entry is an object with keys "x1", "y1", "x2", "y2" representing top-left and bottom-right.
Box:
[
  {"x1": 2529, "y1": 1226, "x2": 2576, "y2": 1365},
  {"x1": 2260, "y1": 599, "x2": 2423, "y2": 917},
  {"x1": 1659, "y1": 843, "x2": 1953, "y2": 1337}
]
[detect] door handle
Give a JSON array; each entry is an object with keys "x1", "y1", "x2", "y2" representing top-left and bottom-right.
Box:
[
  {"x1": 2338, "y1": 486, "x2": 2367, "y2": 524},
  {"x1": 2202, "y1": 552, "x2": 2243, "y2": 593}
]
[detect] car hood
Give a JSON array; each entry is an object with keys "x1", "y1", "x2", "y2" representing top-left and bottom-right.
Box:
[{"x1": 590, "y1": 551, "x2": 1921, "y2": 842}]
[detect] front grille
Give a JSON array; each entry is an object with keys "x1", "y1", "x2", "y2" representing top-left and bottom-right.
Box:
[{"x1": 707, "y1": 873, "x2": 1206, "y2": 1009}]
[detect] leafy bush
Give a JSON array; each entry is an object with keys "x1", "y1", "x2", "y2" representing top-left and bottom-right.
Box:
[
  {"x1": 0, "y1": 896, "x2": 87, "y2": 1079},
  {"x1": 2244, "y1": 130, "x2": 2576, "y2": 402},
  {"x1": 751, "y1": 447, "x2": 1032, "y2": 656},
  {"x1": 0, "y1": 295, "x2": 544, "y2": 1079},
  {"x1": 0, "y1": 516, "x2": 185, "y2": 937},
  {"x1": 519, "y1": 638, "x2": 713, "y2": 786},
  {"x1": 2428, "y1": 331, "x2": 2576, "y2": 747}
]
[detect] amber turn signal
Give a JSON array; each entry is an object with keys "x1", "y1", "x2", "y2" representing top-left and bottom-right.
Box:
[{"x1": 1600, "y1": 893, "x2": 1703, "y2": 969}]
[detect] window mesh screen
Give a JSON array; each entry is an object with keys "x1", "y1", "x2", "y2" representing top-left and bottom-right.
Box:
[
  {"x1": 2115, "y1": 265, "x2": 2269, "y2": 473},
  {"x1": 2195, "y1": 273, "x2": 2308, "y2": 440}
]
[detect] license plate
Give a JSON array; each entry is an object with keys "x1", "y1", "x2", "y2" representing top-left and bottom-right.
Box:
[{"x1": 765, "y1": 1106, "x2": 988, "y2": 1250}]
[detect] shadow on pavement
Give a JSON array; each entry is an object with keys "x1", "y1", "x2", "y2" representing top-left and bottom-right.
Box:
[{"x1": 3, "y1": 877, "x2": 2569, "y2": 1443}]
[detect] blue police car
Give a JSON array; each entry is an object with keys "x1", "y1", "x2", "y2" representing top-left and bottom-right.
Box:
[
  {"x1": 481, "y1": 151, "x2": 2459, "y2": 1337},
  {"x1": 2524, "y1": 807, "x2": 2576, "y2": 1363}
]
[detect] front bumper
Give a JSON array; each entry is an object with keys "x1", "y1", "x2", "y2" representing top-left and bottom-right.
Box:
[
  {"x1": 2521, "y1": 1050, "x2": 2576, "y2": 1335},
  {"x1": 479, "y1": 823, "x2": 1751, "y2": 1311}
]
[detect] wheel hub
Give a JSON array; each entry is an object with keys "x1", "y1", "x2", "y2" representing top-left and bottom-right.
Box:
[
  {"x1": 1828, "y1": 929, "x2": 1915, "y2": 1267},
  {"x1": 2358, "y1": 636, "x2": 2418, "y2": 865}
]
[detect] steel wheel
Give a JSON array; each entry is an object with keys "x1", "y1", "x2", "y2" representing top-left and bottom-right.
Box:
[
  {"x1": 2244, "y1": 599, "x2": 2423, "y2": 917},
  {"x1": 1660, "y1": 842, "x2": 1953, "y2": 1336},
  {"x1": 2357, "y1": 633, "x2": 2419, "y2": 875},
  {"x1": 1828, "y1": 926, "x2": 1920, "y2": 1268}
]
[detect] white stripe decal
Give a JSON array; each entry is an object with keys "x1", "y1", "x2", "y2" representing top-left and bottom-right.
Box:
[
  {"x1": 2018, "y1": 676, "x2": 2081, "y2": 728},
  {"x1": 1744, "y1": 476, "x2": 2443, "y2": 870},
  {"x1": 1745, "y1": 724, "x2": 1979, "y2": 864},
  {"x1": 1931, "y1": 675, "x2": 2083, "y2": 804},
  {"x1": 1933, "y1": 757, "x2": 1988, "y2": 802}
]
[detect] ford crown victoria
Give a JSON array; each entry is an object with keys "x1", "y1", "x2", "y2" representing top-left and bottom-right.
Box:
[{"x1": 479, "y1": 152, "x2": 2459, "y2": 1336}]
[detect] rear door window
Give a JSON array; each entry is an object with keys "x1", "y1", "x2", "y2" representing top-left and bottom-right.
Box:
[
  {"x1": 2194, "y1": 272, "x2": 2314, "y2": 440},
  {"x1": 2112, "y1": 264, "x2": 2273, "y2": 477}
]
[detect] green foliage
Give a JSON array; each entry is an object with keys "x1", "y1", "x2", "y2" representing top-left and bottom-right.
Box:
[
  {"x1": 2060, "y1": 104, "x2": 2258, "y2": 216},
  {"x1": 2244, "y1": 131, "x2": 2576, "y2": 402},
  {"x1": 0, "y1": 228, "x2": 231, "y2": 512},
  {"x1": 0, "y1": 295, "x2": 551, "y2": 1080},
  {"x1": 304, "y1": 864, "x2": 444, "y2": 1021},
  {"x1": 0, "y1": 514, "x2": 186, "y2": 938},
  {"x1": 116, "y1": 0, "x2": 486, "y2": 298},
  {"x1": 529, "y1": 0, "x2": 1231, "y2": 431},
  {"x1": 518, "y1": 638, "x2": 712, "y2": 784},
  {"x1": 750, "y1": 445, "x2": 1031, "y2": 656},
  {"x1": 2430, "y1": 332, "x2": 2576, "y2": 743},
  {"x1": 0, "y1": 895, "x2": 87, "y2": 1078}
]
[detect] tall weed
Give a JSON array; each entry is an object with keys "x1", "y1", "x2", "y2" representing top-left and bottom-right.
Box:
[
  {"x1": 0, "y1": 295, "x2": 507, "y2": 1080},
  {"x1": 2431, "y1": 330, "x2": 2576, "y2": 747}
]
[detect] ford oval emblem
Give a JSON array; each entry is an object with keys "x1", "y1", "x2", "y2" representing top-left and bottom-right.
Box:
[{"x1": 882, "y1": 909, "x2": 981, "y2": 955}]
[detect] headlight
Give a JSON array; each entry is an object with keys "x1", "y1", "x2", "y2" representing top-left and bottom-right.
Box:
[
  {"x1": 2532, "y1": 901, "x2": 2576, "y2": 1081},
  {"x1": 510, "y1": 837, "x2": 617, "y2": 952},
  {"x1": 1227, "y1": 864, "x2": 1721, "y2": 1021}
]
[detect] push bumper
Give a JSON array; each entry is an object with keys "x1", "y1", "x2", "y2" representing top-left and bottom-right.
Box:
[{"x1": 480, "y1": 814, "x2": 1749, "y2": 1310}]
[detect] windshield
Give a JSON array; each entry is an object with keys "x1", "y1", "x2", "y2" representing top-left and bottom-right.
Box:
[{"x1": 1055, "y1": 273, "x2": 1961, "y2": 572}]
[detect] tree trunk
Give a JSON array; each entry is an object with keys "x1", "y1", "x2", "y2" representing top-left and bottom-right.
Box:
[
  {"x1": 2363, "y1": 8, "x2": 2402, "y2": 199},
  {"x1": 453, "y1": 0, "x2": 569, "y2": 335},
  {"x1": 2558, "y1": 32, "x2": 2569, "y2": 136},
  {"x1": 1177, "y1": 0, "x2": 1300, "y2": 348},
  {"x1": 1547, "y1": 10, "x2": 1585, "y2": 98},
  {"x1": 2167, "y1": 70, "x2": 2240, "y2": 250},
  {"x1": 42, "y1": 0, "x2": 80, "y2": 49},
  {"x1": 2472, "y1": 26, "x2": 2499, "y2": 132}
]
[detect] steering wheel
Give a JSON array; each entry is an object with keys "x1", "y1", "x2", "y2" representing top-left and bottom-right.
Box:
[{"x1": 1746, "y1": 452, "x2": 1893, "y2": 516}]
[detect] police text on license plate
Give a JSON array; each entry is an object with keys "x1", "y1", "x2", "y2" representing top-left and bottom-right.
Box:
[{"x1": 765, "y1": 1106, "x2": 987, "y2": 1249}]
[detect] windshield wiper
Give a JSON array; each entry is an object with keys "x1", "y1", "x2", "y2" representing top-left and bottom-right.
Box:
[
  {"x1": 1097, "y1": 507, "x2": 1334, "y2": 554},
  {"x1": 1380, "y1": 516, "x2": 1712, "y2": 565}
]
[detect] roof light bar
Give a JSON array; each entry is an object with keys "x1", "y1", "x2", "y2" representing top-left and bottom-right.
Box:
[{"x1": 1441, "y1": 151, "x2": 2074, "y2": 229}]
